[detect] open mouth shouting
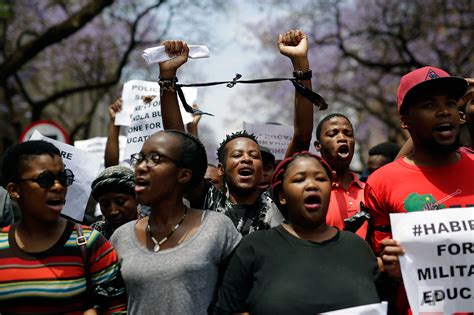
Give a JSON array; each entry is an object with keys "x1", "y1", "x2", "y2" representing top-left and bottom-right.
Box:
[
  {"x1": 303, "y1": 193, "x2": 322, "y2": 212},
  {"x1": 46, "y1": 196, "x2": 66, "y2": 213},
  {"x1": 336, "y1": 144, "x2": 351, "y2": 160},
  {"x1": 135, "y1": 177, "x2": 150, "y2": 193},
  {"x1": 237, "y1": 167, "x2": 255, "y2": 180},
  {"x1": 433, "y1": 122, "x2": 456, "y2": 139}
]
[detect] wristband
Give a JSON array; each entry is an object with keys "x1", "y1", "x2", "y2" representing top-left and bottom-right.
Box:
[
  {"x1": 293, "y1": 69, "x2": 312, "y2": 80},
  {"x1": 158, "y1": 77, "x2": 178, "y2": 95}
]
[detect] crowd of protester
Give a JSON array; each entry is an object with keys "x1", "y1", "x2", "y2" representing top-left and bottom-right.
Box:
[{"x1": 0, "y1": 28, "x2": 473, "y2": 314}]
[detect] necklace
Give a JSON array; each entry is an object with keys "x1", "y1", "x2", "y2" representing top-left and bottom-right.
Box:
[{"x1": 147, "y1": 207, "x2": 188, "y2": 252}]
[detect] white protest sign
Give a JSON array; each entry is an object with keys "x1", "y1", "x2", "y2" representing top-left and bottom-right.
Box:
[
  {"x1": 243, "y1": 122, "x2": 293, "y2": 160},
  {"x1": 321, "y1": 302, "x2": 387, "y2": 314},
  {"x1": 390, "y1": 208, "x2": 474, "y2": 314},
  {"x1": 117, "y1": 80, "x2": 160, "y2": 126},
  {"x1": 30, "y1": 130, "x2": 101, "y2": 221},
  {"x1": 123, "y1": 98, "x2": 163, "y2": 164},
  {"x1": 116, "y1": 80, "x2": 196, "y2": 126},
  {"x1": 74, "y1": 136, "x2": 127, "y2": 171},
  {"x1": 243, "y1": 122, "x2": 318, "y2": 160}
]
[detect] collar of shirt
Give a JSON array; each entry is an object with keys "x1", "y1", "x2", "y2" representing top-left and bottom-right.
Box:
[{"x1": 332, "y1": 172, "x2": 365, "y2": 190}]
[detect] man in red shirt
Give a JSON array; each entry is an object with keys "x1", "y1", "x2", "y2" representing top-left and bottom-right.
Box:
[
  {"x1": 365, "y1": 66, "x2": 470, "y2": 314},
  {"x1": 314, "y1": 114, "x2": 368, "y2": 239}
]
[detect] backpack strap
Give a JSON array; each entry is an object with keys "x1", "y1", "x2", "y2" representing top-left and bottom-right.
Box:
[{"x1": 76, "y1": 223, "x2": 94, "y2": 307}]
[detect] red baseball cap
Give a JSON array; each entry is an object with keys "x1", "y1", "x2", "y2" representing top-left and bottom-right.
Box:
[{"x1": 397, "y1": 66, "x2": 467, "y2": 114}]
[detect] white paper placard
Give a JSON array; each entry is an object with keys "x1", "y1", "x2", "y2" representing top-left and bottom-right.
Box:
[
  {"x1": 321, "y1": 302, "x2": 388, "y2": 314},
  {"x1": 30, "y1": 130, "x2": 101, "y2": 221},
  {"x1": 390, "y1": 208, "x2": 474, "y2": 314},
  {"x1": 116, "y1": 80, "x2": 196, "y2": 126},
  {"x1": 123, "y1": 98, "x2": 164, "y2": 164},
  {"x1": 243, "y1": 121, "x2": 293, "y2": 160},
  {"x1": 74, "y1": 135, "x2": 127, "y2": 171},
  {"x1": 116, "y1": 80, "x2": 160, "y2": 126}
]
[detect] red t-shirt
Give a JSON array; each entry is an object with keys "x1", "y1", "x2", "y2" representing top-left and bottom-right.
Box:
[
  {"x1": 365, "y1": 151, "x2": 474, "y2": 254},
  {"x1": 365, "y1": 151, "x2": 474, "y2": 315},
  {"x1": 326, "y1": 172, "x2": 367, "y2": 239}
]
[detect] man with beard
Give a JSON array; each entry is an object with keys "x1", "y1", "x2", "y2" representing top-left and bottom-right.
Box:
[
  {"x1": 157, "y1": 30, "x2": 315, "y2": 235},
  {"x1": 364, "y1": 66, "x2": 471, "y2": 314},
  {"x1": 314, "y1": 114, "x2": 368, "y2": 239}
]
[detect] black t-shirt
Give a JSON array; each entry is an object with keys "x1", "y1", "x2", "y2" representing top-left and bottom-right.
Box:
[{"x1": 216, "y1": 225, "x2": 380, "y2": 314}]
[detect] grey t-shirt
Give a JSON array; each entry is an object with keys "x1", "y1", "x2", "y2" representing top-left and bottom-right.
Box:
[{"x1": 110, "y1": 210, "x2": 242, "y2": 315}]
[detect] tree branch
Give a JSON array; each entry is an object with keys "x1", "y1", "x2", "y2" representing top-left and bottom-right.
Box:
[
  {"x1": 30, "y1": 0, "x2": 167, "y2": 120},
  {"x1": 69, "y1": 93, "x2": 104, "y2": 141},
  {"x1": 334, "y1": 3, "x2": 419, "y2": 71},
  {"x1": 2, "y1": 82, "x2": 22, "y2": 137},
  {"x1": 0, "y1": 0, "x2": 114, "y2": 83}
]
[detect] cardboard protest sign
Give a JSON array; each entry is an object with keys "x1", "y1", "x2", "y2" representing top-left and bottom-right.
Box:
[
  {"x1": 243, "y1": 122, "x2": 318, "y2": 160},
  {"x1": 123, "y1": 98, "x2": 164, "y2": 164},
  {"x1": 30, "y1": 130, "x2": 101, "y2": 221},
  {"x1": 74, "y1": 135, "x2": 127, "y2": 171},
  {"x1": 390, "y1": 207, "x2": 474, "y2": 314},
  {"x1": 116, "y1": 79, "x2": 197, "y2": 126},
  {"x1": 321, "y1": 302, "x2": 388, "y2": 314}
]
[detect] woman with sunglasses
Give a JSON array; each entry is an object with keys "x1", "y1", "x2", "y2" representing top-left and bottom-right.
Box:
[
  {"x1": 215, "y1": 152, "x2": 380, "y2": 314},
  {"x1": 0, "y1": 140, "x2": 127, "y2": 314},
  {"x1": 110, "y1": 130, "x2": 241, "y2": 314}
]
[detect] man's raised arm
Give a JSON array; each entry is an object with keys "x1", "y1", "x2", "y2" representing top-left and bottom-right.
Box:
[{"x1": 278, "y1": 30, "x2": 314, "y2": 158}]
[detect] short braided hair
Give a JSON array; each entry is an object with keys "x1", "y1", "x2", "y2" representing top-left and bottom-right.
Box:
[
  {"x1": 164, "y1": 130, "x2": 208, "y2": 188},
  {"x1": 217, "y1": 130, "x2": 259, "y2": 164}
]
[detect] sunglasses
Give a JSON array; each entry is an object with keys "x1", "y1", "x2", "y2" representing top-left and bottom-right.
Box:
[{"x1": 17, "y1": 169, "x2": 75, "y2": 189}]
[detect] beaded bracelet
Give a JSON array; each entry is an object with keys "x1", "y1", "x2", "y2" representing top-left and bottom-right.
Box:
[{"x1": 158, "y1": 77, "x2": 178, "y2": 95}]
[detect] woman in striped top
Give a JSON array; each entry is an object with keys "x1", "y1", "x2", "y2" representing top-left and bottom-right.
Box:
[{"x1": 0, "y1": 140, "x2": 127, "y2": 314}]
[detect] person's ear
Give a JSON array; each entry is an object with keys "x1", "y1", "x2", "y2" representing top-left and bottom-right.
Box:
[
  {"x1": 177, "y1": 168, "x2": 192, "y2": 185},
  {"x1": 278, "y1": 190, "x2": 287, "y2": 206},
  {"x1": 6, "y1": 182, "x2": 20, "y2": 200},
  {"x1": 400, "y1": 115, "x2": 410, "y2": 130},
  {"x1": 314, "y1": 140, "x2": 321, "y2": 151},
  {"x1": 459, "y1": 111, "x2": 466, "y2": 125},
  {"x1": 217, "y1": 163, "x2": 225, "y2": 177}
]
